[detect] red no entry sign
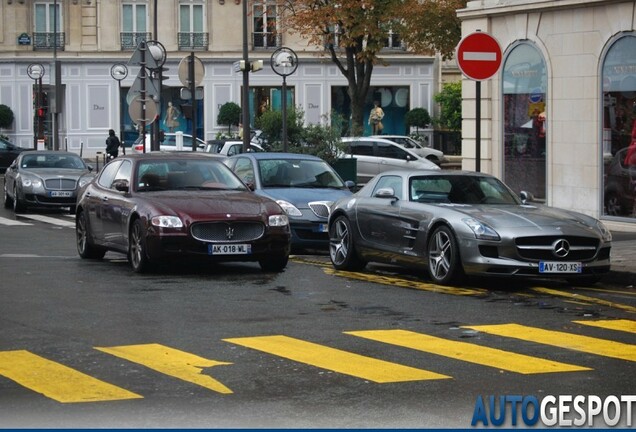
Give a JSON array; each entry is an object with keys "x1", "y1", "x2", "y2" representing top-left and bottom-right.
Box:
[{"x1": 456, "y1": 32, "x2": 502, "y2": 81}]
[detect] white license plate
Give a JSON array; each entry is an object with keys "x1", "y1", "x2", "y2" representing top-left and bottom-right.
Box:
[
  {"x1": 49, "y1": 191, "x2": 73, "y2": 197},
  {"x1": 209, "y1": 244, "x2": 251, "y2": 255},
  {"x1": 539, "y1": 261, "x2": 582, "y2": 273},
  {"x1": 317, "y1": 224, "x2": 328, "y2": 233}
]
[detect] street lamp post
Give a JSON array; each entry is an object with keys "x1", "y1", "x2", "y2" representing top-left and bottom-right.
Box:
[
  {"x1": 27, "y1": 63, "x2": 45, "y2": 150},
  {"x1": 110, "y1": 63, "x2": 128, "y2": 154},
  {"x1": 270, "y1": 47, "x2": 298, "y2": 152}
]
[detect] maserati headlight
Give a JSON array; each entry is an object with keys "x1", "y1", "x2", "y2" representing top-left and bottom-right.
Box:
[
  {"x1": 276, "y1": 200, "x2": 302, "y2": 217},
  {"x1": 463, "y1": 218, "x2": 500, "y2": 241},
  {"x1": 596, "y1": 220, "x2": 612, "y2": 242},
  {"x1": 151, "y1": 215, "x2": 183, "y2": 228},
  {"x1": 21, "y1": 177, "x2": 42, "y2": 188},
  {"x1": 268, "y1": 214, "x2": 289, "y2": 227}
]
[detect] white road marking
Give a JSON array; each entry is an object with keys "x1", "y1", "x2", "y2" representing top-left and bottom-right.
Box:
[
  {"x1": 0, "y1": 217, "x2": 32, "y2": 226},
  {"x1": 15, "y1": 214, "x2": 75, "y2": 228}
]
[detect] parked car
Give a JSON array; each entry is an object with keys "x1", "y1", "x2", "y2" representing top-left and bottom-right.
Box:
[
  {"x1": 604, "y1": 146, "x2": 636, "y2": 216},
  {"x1": 225, "y1": 152, "x2": 355, "y2": 251},
  {"x1": 0, "y1": 137, "x2": 28, "y2": 173},
  {"x1": 341, "y1": 136, "x2": 440, "y2": 184},
  {"x1": 370, "y1": 134, "x2": 447, "y2": 165},
  {"x1": 205, "y1": 140, "x2": 264, "y2": 156},
  {"x1": 328, "y1": 170, "x2": 612, "y2": 286},
  {"x1": 75, "y1": 152, "x2": 291, "y2": 273},
  {"x1": 131, "y1": 133, "x2": 205, "y2": 153},
  {"x1": 3, "y1": 150, "x2": 93, "y2": 214}
]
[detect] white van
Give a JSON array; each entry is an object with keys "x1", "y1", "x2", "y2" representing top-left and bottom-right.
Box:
[{"x1": 341, "y1": 136, "x2": 440, "y2": 184}]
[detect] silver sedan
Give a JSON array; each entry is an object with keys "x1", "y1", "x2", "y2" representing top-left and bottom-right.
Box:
[
  {"x1": 3, "y1": 150, "x2": 94, "y2": 214},
  {"x1": 328, "y1": 170, "x2": 612, "y2": 286}
]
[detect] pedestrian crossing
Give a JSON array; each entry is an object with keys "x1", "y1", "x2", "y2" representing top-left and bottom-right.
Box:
[
  {"x1": 0, "y1": 213, "x2": 75, "y2": 228},
  {"x1": 0, "y1": 320, "x2": 633, "y2": 403}
]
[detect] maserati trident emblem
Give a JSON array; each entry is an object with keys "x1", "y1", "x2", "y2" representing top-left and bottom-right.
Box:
[
  {"x1": 552, "y1": 239, "x2": 570, "y2": 258},
  {"x1": 225, "y1": 227, "x2": 234, "y2": 240}
]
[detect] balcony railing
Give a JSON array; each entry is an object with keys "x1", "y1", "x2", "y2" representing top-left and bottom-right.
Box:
[
  {"x1": 252, "y1": 32, "x2": 281, "y2": 50},
  {"x1": 178, "y1": 32, "x2": 209, "y2": 50},
  {"x1": 120, "y1": 32, "x2": 152, "y2": 50},
  {"x1": 33, "y1": 32, "x2": 65, "y2": 51}
]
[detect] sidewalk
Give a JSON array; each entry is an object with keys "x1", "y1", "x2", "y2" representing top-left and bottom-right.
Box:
[{"x1": 603, "y1": 221, "x2": 636, "y2": 287}]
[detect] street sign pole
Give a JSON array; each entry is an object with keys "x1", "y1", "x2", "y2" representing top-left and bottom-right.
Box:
[
  {"x1": 456, "y1": 31, "x2": 502, "y2": 172},
  {"x1": 189, "y1": 52, "x2": 197, "y2": 152}
]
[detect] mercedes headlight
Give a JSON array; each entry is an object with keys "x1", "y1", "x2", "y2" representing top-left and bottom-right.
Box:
[
  {"x1": 463, "y1": 218, "x2": 500, "y2": 241},
  {"x1": 596, "y1": 220, "x2": 612, "y2": 242}
]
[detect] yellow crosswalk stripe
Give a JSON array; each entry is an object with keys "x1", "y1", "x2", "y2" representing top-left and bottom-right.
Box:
[
  {"x1": 464, "y1": 324, "x2": 636, "y2": 362},
  {"x1": 574, "y1": 319, "x2": 636, "y2": 334},
  {"x1": 224, "y1": 335, "x2": 450, "y2": 383},
  {"x1": 95, "y1": 343, "x2": 233, "y2": 394},
  {"x1": 345, "y1": 330, "x2": 590, "y2": 374},
  {"x1": 0, "y1": 350, "x2": 142, "y2": 403}
]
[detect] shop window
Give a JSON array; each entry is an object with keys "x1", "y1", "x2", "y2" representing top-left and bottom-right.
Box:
[
  {"x1": 601, "y1": 34, "x2": 636, "y2": 218},
  {"x1": 502, "y1": 42, "x2": 547, "y2": 200}
]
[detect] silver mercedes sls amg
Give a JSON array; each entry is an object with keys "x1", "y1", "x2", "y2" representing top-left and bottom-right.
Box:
[{"x1": 328, "y1": 170, "x2": 612, "y2": 286}]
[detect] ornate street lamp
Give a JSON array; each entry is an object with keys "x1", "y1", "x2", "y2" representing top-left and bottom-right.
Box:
[
  {"x1": 270, "y1": 47, "x2": 298, "y2": 152},
  {"x1": 27, "y1": 63, "x2": 45, "y2": 149},
  {"x1": 110, "y1": 63, "x2": 128, "y2": 154}
]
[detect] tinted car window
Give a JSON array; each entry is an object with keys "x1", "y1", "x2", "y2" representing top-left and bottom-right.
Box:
[
  {"x1": 97, "y1": 160, "x2": 123, "y2": 189},
  {"x1": 349, "y1": 141, "x2": 374, "y2": 156},
  {"x1": 233, "y1": 157, "x2": 255, "y2": 184},
  {"x1": 376, "y1": 142, "x2": 409, "y2": 160},
  {"x1": 374, "y1": 175, "x2": 403, "y2": 199}
]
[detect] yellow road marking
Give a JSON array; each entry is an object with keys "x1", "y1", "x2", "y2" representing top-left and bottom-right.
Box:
[
  {"x1": 530, "y1": 287, "x2": 636, "y2": 313},
  {"x1": 0, "y1": 350, "x2": 142, "y2": 403},
  {"x1": 224, "y1": 335, "x2": 450, "y2": 383},
  {"x1": 574, "y1": 319, "x2": 636, "y2": 334},
  {"x1": 95, "y1": 343, "x2": 233, "y2": 394},
  {"x1": 464, "y1": 324, "x2": 636, "y2": 362},
  {"x1": 323, "y1": 267, "x2": 487, "y2": 296},
  {"x1": 345, "y1": 330, "x2": 590, "y2": 374}
]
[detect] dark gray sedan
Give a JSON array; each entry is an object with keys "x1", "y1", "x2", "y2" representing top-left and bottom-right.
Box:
[
  {"x1": 328, "y1": 170, "x2": 612, "y2": 286},
  {"x1": 3, "y1": 150, "x2": 93, "y2": 214}
]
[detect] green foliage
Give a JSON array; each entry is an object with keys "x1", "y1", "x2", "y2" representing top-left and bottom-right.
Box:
[
  {"x1": 405, "y1": 108, "x2": 431, "y2": 132},
  {"x1": 0, "y1": 104, "x2": 14, "y2": 129},
  {"x1": 255, "y1": 106, "x2": 305, "y2": 148},
  {"x1": 433, "y1": 81, "x2": 462, "y2": 132},
  {"x1": 295, "y1": 112, "x2": 347, "y2": 165},
  {"x1": 217, "y1": 102, "x2": 241, "y2": 134}
]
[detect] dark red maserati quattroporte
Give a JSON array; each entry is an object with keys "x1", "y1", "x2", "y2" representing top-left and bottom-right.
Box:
[{"x1": 75, "y1": 152, "x2": 291, "y2": 273}]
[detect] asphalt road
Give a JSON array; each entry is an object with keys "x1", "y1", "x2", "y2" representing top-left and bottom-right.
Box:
[{"x1": 0, "y1": 207, "x2": 634, "y2": 428}]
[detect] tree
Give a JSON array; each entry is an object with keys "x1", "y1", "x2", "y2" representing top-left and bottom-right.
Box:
[
  {"x1": 217, "y1": 102, "x2": 241, "y2": 135},
  {"x1": 0, "y1": 104, "x2": 14, "y2": 129},
  {"x1": 433, "y1": 81, "x2": 462, "y2": 131},
  {"x1": 280, "y1": 0, "x2": 466, "y2": 136},
  {"x1": 405, "y1": 107, "x2": 431, "y2": 133}
]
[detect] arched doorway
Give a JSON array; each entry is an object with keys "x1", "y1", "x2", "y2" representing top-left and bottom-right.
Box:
[{"x1": 502, "y1": 42, "x2": 547, "y2": 200}]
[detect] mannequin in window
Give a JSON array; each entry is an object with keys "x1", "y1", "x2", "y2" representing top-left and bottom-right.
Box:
[
  {"x1": 164, "y1": 102, "x2": 181, "y2": 132},
  {"x1": 368, "y1": 100, "x2": 385, "y2": 135}
]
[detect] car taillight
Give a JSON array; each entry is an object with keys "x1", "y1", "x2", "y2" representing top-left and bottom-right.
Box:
[{"x1": 134, "y1": 144, "x2": 144, "y2": 151}]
